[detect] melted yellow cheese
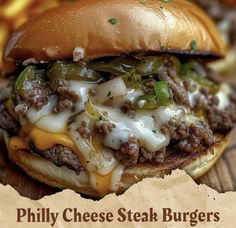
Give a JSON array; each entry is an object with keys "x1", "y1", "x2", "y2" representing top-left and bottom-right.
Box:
[
  {"x1": 9, "y1": 137, "x2": 28, "y2": 151},
  {"x1": 90, "y1": 172, "x2": 112, "y2": 197},
  {"x1": 29, "y1": 128, "x2": 74, "y2": 151},
  {"x1": 9, "y1": 127, "x2": 116, "y2": 196},
  {"x1": 29, "y1": 127, "x2": 88, "y2": 168}
]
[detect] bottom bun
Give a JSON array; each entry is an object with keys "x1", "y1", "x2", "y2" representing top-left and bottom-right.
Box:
[{"x1": 7, "y1": 133, "x2": 230, "y2": 197}]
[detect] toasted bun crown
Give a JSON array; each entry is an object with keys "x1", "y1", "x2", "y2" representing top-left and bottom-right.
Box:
[{"x1": 3, "y1": 0, "x2": 225, "y2": 73}]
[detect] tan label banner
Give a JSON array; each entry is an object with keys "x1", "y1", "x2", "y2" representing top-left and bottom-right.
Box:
[{"x1": 0, "y1": 170, "x2": 235, "y2": 228}]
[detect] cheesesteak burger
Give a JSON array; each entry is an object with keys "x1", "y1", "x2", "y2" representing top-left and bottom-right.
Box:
[{"x1": 1, "y1": 0, "x2": 236, "y2": 197}]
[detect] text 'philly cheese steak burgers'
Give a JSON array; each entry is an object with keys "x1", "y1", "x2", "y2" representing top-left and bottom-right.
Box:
[{"x1": 1, "y1": 0, "x2": 236, "y2": 197}]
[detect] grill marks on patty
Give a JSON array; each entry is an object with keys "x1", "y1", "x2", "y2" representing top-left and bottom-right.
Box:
[{"x1": 29, "y1": 142, "x2": 84, "y2": 174}]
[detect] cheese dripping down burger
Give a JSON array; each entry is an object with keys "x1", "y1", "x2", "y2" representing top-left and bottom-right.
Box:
[{"x1": 1, "y1": 0, "x2": 236, "y2": 197}]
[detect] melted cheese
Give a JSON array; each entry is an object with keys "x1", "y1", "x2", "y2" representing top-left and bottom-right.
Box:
[
  {"x1": 110, "y1": 89, "x2": 143, "y2": 107},
  {"x1": 9, "y1": 137, "x2": 28, "y2": 151},
  {"x1": 36, "y1": 111, "x2": 71, "y2": 133},
  {"x1": 10, "y1": 126, "x2": 117, "y2": 196},
  {"x1": 26, "y1": 97, "x2": 71, "y2": 133},
  {"x1": 69, "y1": 113, "x2": 118, "y2": 175},
  {"x1": 68, "y1": 112, "x2": 122, "y2": 196},
  {"x1": 25, "y1": 81, "x2": 97, "y2": 133},
  {"x1": 19, "y1": 78, "x2": 232, "y2": 196},
  {"x1": 9, "y1": 129, "x2": 102, "y2": 195},
  {"x1": 27, "y1": 97, "x2": 57, "y2": 123},
  {"x1": 99, "y1": 105, "x2": 184, "y2": 152},
  {"x1": 188, "y1": 83, "x2": 231, "y2": 111},
  {"x1": 90, "y1": 172, "x2": 112, "y2": 197},
  {"x1": 93, "y1": 77, "x2": 127, "y2": 104},
  {"x1": 69, "y1": 80, "x2": 96, "y2": 112},
  {"x1": 29, "y1": 128, "x2": 75, "y2": 151},
  {"x1": 8, "y1": 136, "x2": 90, "y2": 188},
  {"x1": 90, "y1": 164, "x2": 124, "y2": 196}
]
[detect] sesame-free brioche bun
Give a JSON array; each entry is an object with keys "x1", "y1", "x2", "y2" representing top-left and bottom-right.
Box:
[
  {"x1": 7, "y1": 133, "x2": 230, "y2": 197},
  {"x1": 3, "y1": 0, "x2": 225, "y2": 73}
]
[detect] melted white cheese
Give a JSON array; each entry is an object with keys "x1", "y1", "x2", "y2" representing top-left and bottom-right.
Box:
[
  {"x1": 26, "y1": 97, "x2": 71, "y2": 132},
  {"x1": 25, "y1": 81, "x2": 97, "y2": 133},
  {"x1": 69, "y1": 80, "x2": 96, "y2": 112},
  {"x1": 111, "y1": 89, "x2": 144, "y2": 107},
  {"x1": 154, "y1": 106, "x2": 184, "y2": 125},
  {"x1": 27, "y1": 97, "x2": 57, "y2": 123},
  {"x1": 36, "y1": 111, "x2": 71, "y2": 133},
  {"x1": 188, "y1": 83, "x2": 231, "y2": 110},
  {"x1": 93, "y1": 77, "x2": 127, "y2": 104},
  {"x1": 188, "y1": 89, "x2": 204, "y2": 108},
  {"x1": 68, "y1": 112, "x2": 117, "y2": 175},
  {"x1": 99, "y1": 105, "x2": 184, "y2": 152}
]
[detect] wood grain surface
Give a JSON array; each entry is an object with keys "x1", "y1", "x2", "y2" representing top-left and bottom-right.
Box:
[{"x1": 0, "y1": 77, "x2": 236, "y2": 199}]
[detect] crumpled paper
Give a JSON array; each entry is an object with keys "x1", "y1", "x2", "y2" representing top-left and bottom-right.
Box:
[{"x1": 0, "y1": 169, "x2": 235, "y2": 228}]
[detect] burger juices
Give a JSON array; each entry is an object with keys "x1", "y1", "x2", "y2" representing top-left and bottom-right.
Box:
[{"x1": 0, "y1": 0, "x2": 236, "y2": 197}]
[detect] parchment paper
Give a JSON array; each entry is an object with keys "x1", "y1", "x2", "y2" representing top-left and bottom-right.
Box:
[{"x1": 0, "y1": 170, "x2": 235, "y2": 228}]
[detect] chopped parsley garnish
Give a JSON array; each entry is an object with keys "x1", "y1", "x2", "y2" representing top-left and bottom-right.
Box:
[
  {"x1": 160, "y1": 6, "x2": 164, "y2": 9},
  {"x1": 190, "y1": 40, "x2": 197, "y2": 52},
  {"x1": 152, "y1": 130, "x2": 157, "y2": 133},
  {"x1": 139, "y1": 0, "x2": 145, "y2": 4},
  {"x1": 107, "y1": 91, "x2": 112, "y2": 97},
  {"x1": 99, "y1": 116, "x2": 102, "y2": 121},
  {"x1": 108, "y1": 18, "x2": 117, "y2": 25}
]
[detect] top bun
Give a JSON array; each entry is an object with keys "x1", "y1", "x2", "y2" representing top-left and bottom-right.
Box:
[{"x1": 3, "y1": 0, "x2": 225, "y2": 73}]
